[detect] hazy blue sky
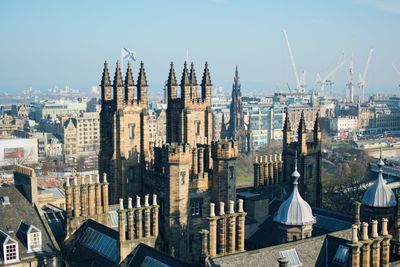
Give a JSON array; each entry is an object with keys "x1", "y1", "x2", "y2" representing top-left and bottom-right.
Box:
[{"x1": 1, "y1": 0, "x2": 400, "y2": 96}]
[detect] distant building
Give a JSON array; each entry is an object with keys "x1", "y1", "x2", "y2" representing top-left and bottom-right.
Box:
[
  {"x1": 32, "y1": 100, "x2": 87, "y2": 122},
  {"x1": 62, "y1": 112, "x2": 100, "y2": 161},
  {"x1": 329, "y1": 116, "x2": 358, "y2": 134},
  {"x1": 10, "y1": 105, "x2": 29, "y2": 118}
]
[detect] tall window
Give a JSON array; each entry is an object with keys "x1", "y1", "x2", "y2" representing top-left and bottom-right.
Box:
[
  {"x1": 190, "y1": 199, "x2": 202, "y2": 217},
  {"x1": 29, "y1": 232, "x2": 41, "y2": 251},
  {"x1": 5, "y1": 244, "x2": 17, "y2": 262},
  {"x1": 129, "y1": 124, "x2": 135, "y2": 139},
  {"x1": 194, "y1": 121, "x2": 201, "y2": 135}
]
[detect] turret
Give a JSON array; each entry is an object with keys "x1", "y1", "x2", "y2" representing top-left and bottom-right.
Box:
[
  {"x1": 167, "y1": 62, "x2": 177, "y2": 100},
  {"x1": 180, "y1": 61, "x2": 191, "y2": 106},
  {"x1": 124, "y1": 61, "x2": 135, "y2": 104},
  {"x1": 297, "y1": 111, "x2": 307, "y2": 154},
  {"x1": 100, "y1": 61, "x2": 112, "y2": 102},
  {"x1": 113, "y1": 61, "x2": 124, "y2": 109},
  {"x1": 189, "y1": 62, "x2": 198, "y2": 99},
  {"x1": 137, "y1": 61, "x2": 148, "y2": 107},
  {"x1": 201, "y1": 62, "x2": 212, "y2": 103},
  {"x1": 313, "y1": 112, "x2": 321, "y2": 143},
  {"x1": 282, "y1": 109, "x2": 291, "y2": 146}
]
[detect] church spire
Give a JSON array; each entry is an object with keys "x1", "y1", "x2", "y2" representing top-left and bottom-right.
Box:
[
  {"x1": 297, "y1": 111, "x2": 307, "y2": 134},
  {"x1": 181, "y1": 61, "x2": 190, "y2": 86},
  {"x1": 283, "y1": 109, "x2": 291, "y2": 132},
  {"x1": 201, "y1": 62, "x2": 212, "y2": 102},
  {"x1": 124, "y1": 61, "x2": 135, "y2": 103},
  {"x1": 233, "y1": 64, "x2": 240, "y2": 91},
  {"x1": 297, "y1": 111, "x2": 307, "y2": 153},
  {"x1": 181, "y1": 62, "x2": 191, "y2": 105},
  {"x1": 113, "y1": 61, "x2": 124, "y2": 88}
]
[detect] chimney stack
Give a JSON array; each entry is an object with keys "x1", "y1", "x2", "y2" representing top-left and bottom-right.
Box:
[
  {"x1": 102, "y1": 173, "x2": 109, "y2": 214},
  {"x1": 208, "y1": 203, "x2": 217, "y2": 257},
  {"x1": 73, "y1": 177, "x2": 80, "y2": 217},
  {"x1": 144, "y1": 195, "x2": 151, "y2": 237},
  {"x1": 237, "y1": 199, "x2": 246, "y2": 252},
  {"x1": 95, "y1": 175, "x2": 102, "y2": 215},
  {"x1": 118, "y1": 198, "x2": 126, "y2": 242},
  {"x1": 227, "y1": 200, "x2": 236, "y2": 253},
  {"x1": 361, "y1": 222, "x2": 371, "y2": 267},
  {"x1": 152, "y1": 194, "x2": 159, "y2": 236},
  {"x1": 218, "y1": 202, "x2": 226, "y2": 255},
  {"x1": 127, "y1": 197, "x2": 135, "y2": 240},
  {"x1": 88, "y1": 176, "x2": 95, "y2": 216},
  {"x1": 136, "y1": 196, "x2": 142, "y2": 239},
  {"x1": 80, "y1": 178, "x2": 88, "y2": 216},
  {"x1": 381, "y1": 218, "x2": 391, "y2": 267}
]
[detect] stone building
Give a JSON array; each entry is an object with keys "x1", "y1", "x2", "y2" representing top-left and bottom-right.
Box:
[
  {"x1": 62, "y1": 111, "x2": 100, "y2": 160},
  {"x1": 282, "y1": 110, "x2": 322, "y2": 207},
  {"x1": 221, "y1": 66, "x2": 251, "y2": 154},
  {"x1": 98, "y1": 61, "x2": 241, "y2": 264}
]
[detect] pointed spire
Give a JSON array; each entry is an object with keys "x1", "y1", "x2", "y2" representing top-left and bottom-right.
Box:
[
  {"x1": 137, "y1": 61, "x2": 148, "y2": 87},
  {"x1": 113, "y1": 61, "x2": 123, "y2": 87},
  {"x1": 233, "y1": 65, "x2": 240, "y2": 89},
  {"x1": 201, "y1": 62, "x2": 212, "y2": 86},
  {"x1": 283, "y1": 109, "x2": 291, "y2": 132},
  {"x1": 167, "y1": 62, "x2": 177, "y2": 86},
  {"x1": 125, "y1": 61, "x2": 135, "y2": 87},
  {"x1": 298, "y1": 111, "x2": 307, "y2": 134},
  {"x1": 189, "y1": 62, "x2": 197, "y2": 85},
  {"x1": 181, "y1": 61, "x2": 190, "y2": 86},
  {"x1": 292, "y1": 151, "x2": 301, "y2": 184},
  {"x1": 101, "y1": 61, "x2": 111, "y2": 87},
  {"x1": 378, "y1": 146, "x2": 384, "y2": 170},
  {"x1": 313, "y1": 112, "x2": 320, "y2": 132}
]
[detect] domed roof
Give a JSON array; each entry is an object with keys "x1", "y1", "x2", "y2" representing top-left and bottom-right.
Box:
[
  {"x1": 362, "y1": 155, "x2": 396, "y2": 208},
  {"x1": 274, "y1": 158, "x2": 316, "y2": 226}
]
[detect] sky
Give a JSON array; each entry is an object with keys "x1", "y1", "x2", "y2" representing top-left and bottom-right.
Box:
[{"x1": 1, "y1": 0, "x2": 400, "y2": 96}]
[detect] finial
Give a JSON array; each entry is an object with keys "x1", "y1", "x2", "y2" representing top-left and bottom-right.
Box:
[
  {"x1": 291, "y1": 150, "x2": 301, "y2": 184},
  {"x1": 378, "y1": 145, "x2": 385, "y2": 169}
]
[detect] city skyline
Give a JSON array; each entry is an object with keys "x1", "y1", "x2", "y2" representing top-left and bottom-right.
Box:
[{"x1": 1, "y1": 0, "x2": 400, "y2": 95}]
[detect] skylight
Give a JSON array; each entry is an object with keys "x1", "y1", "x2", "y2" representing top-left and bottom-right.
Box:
[
  {"x1": 79, "y1": 227, "x2": 118, "y2": 263},
  {"x1": 332, "y1": 245, "x2": 349, "y2": 266},
  {"x1": 279, "y1": 248, "x2": 302, "y2": 267}
]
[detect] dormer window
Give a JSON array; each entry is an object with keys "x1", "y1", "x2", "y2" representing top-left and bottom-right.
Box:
[
  {"x1": 17, "y1": 221, "x2": 42, "y2": 253},
  {"x1": 0, "y1": 231, "x2": 19, "y2": 264}
]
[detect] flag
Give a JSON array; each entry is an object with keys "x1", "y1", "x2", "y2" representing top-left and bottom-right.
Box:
[{"x1": 121, "y1": 48, "x2": 137, "y2": 62}]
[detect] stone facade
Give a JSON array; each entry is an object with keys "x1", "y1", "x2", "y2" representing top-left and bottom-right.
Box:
[
  {"x1": 282, "y1": 111, "x2": 322, "y2": 208},
  {"x1": 98, "y1": 61, "x2": 240, "y2": 264}
]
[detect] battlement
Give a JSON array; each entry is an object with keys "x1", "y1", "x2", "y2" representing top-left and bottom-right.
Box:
[
  {"x1": 211, "y1": 139, "x2": 238, "y2": 159},
  {"x1": 162, "y1": 143, "x2": 191, "y2": 163}
]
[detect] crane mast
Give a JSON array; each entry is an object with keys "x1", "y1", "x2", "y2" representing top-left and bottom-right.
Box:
[{"x1": 283, "y1": 30, "x2": 305, "y2": 94}]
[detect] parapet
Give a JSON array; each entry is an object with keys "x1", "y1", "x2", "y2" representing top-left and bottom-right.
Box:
[
  {"x1": 161, "y1": 143, "x2": 191, "y2": 163},
  {"x1": 211, "y1": 139, "x2": 238, "y2": 159}
]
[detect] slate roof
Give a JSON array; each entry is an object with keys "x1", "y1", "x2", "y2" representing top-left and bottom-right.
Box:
[
  {"x1": 0, "y1": 186, "x2": 60, "y2": 264},
  {"x1": 123, "y1": 243, "x2": 190, "y2": 267},
  {"x1": 64, "y1": 219, "x2": 119, "y2": 267},
  {"x1": 211, "y1": 229, "x2": 353, "y2": 267}
]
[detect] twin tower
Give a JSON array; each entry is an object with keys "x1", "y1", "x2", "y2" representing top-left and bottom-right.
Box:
[{"x1": 98, "y1": 61, "x2": 239, "y2": 263}]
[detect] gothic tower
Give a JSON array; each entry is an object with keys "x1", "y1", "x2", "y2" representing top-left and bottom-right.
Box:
[
  {"x1": 224, "y1": 66, "x2": 251, "y2": 154},
  {"x1": 99, "y1": 61, "x2": 151, "y2": 204},
  {"x1": 282, "y1": 111, "x2": 322, "y2": 207}
]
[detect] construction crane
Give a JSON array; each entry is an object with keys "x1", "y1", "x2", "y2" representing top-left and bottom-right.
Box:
[
  {"x1": 393, "y1": 63, "x2": 400, "y2": 93},
  {"x1": 344, "y1": 53, "x2": 355, "y2": 103},
  {"x1": 357, "y1": 49, "x2": 373, "y2": 103},
  {"x1": 283, "y1": 30, "x2": 306, "y2": 94},
  {"x1": 316, "y1": 54, "x2": 345, "y2": 97}
]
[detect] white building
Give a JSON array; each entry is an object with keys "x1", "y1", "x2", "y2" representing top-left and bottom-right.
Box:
[{"x1": 329, "y1": 116, "x2": 358, "y2": 134}]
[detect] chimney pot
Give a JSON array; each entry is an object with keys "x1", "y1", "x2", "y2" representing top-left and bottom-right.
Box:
[
  {"x1": 136, "y1": 196, "x2": 141, "y2": 208},
  {"x1": 238, "y1": 199, "x2": 244, "y2": 213},
  {"x1": 220, "y1": 202, "x2": 225, "y2": 216},
  {"x1": 371, "y1": 220, "x2": 378, "y2": 238},
  {"x1": 210, "y1": 203, "x2": 216, "y2": 217},
  {"x1": 128, "y1": 197, "x2": 132, "y2": 209},
  {"x1": 152, "y1": 194, "x2": 157, "y2": 205},
  {"x1": 119, "y1": 198, "x2": 124, "y2": 210},
  {"x1": 362, "y1": 222, "x2": 369, "y2": 241},
  {"x1": 144, "y1": 194, "x2": 149, "y2": 206},
  {"x1": 229, "y1": 200, "x2": 235, "y2": 214}
]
